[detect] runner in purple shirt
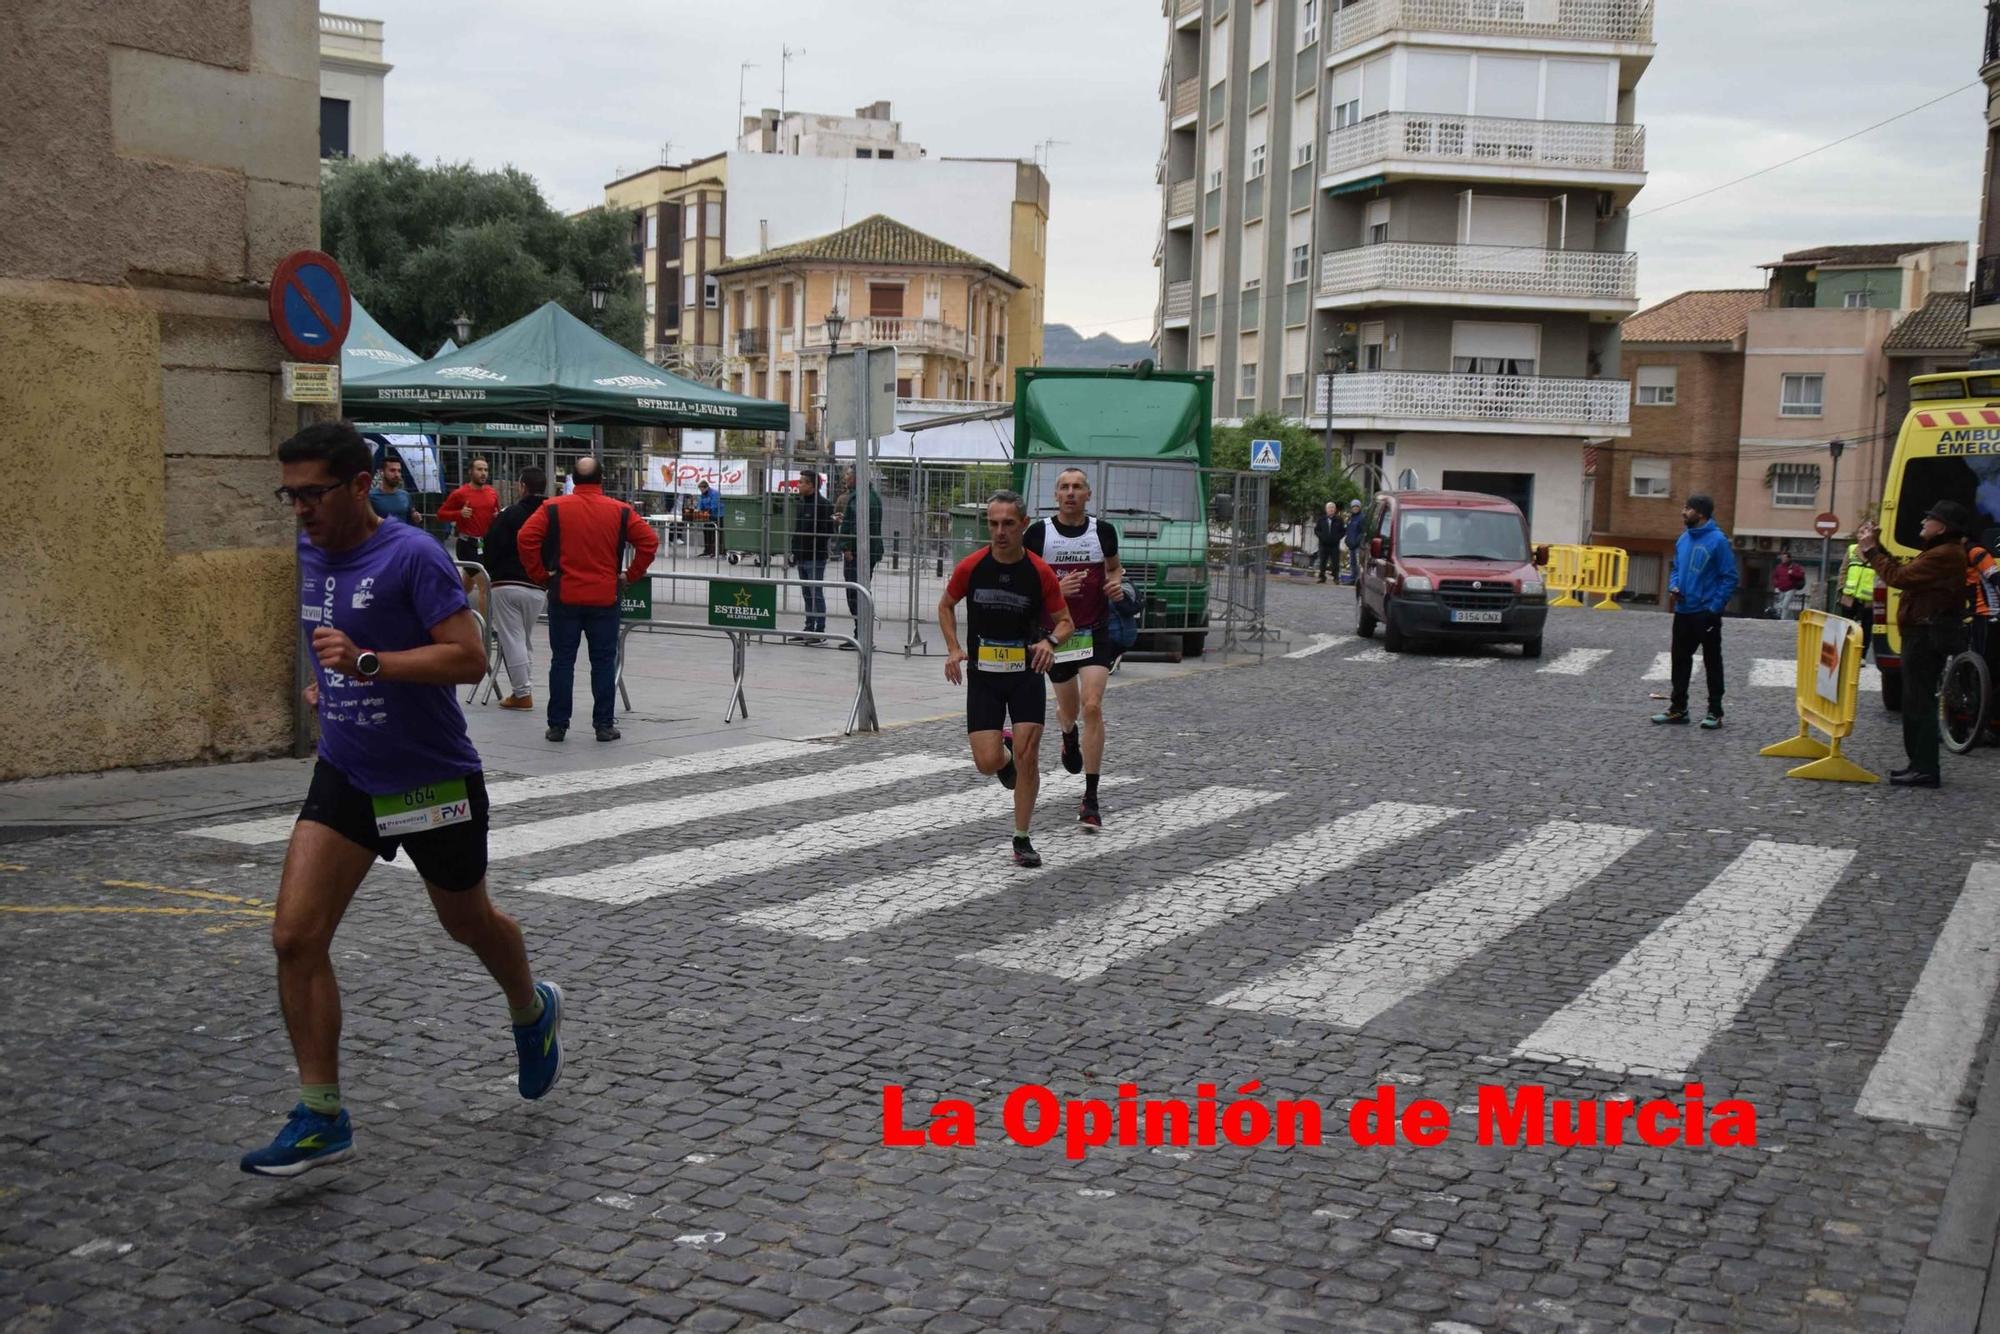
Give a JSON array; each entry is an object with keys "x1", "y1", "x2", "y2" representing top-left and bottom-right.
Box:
[{"x1": 241, "y1": 421, "x2": 564, "y2": 1179}]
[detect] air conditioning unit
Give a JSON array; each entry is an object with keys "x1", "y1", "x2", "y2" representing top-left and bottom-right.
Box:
[
  {"x1": 1733, "y1": 535, "x2": 1757, "y2": 552},
  {"x1": 1757, "y1": 536, "x2": 1776, "y2": 552}
]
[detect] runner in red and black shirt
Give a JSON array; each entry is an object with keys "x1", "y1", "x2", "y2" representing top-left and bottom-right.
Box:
[
  {"x1": 939, "y1": 490, "x2": 1074, "y2": 867},
  {"x1": 1024, "y1": 466, "x2": 1124, "y2": 830}
]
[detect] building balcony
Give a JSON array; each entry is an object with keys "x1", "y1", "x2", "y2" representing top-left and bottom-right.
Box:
[
  {"x1": 802, "y1": 316, "x2": 968, "y2": 356},
  {"x1": 1174, "y1": 0, "x2": 1203, "y2": 28},
  {"x1": 1163, "y1": 279, "x2": 1194, "y2": 327},
  {"x1": 1323, "y1": 0, "x2": 1654, "y2": 54},
  {"x1": 1317, "y1": 241, "x2": 1637, "y2": 313},
  {"x1": 1314, "y1": 369, "x2": 1630, "y2": 436},
  {"x1": 1323, "y1": 113, "x2": 1645, "y2": 196},
  {"x1": 1166, "y1": 178, "x2": 1197, "y2": 226},
  {"x1": 1171, "y1": 77, "x2": 1200, "y2": 125},
  {"x1": 735, "y1": 327, "x2": 769, "y2": 355}
]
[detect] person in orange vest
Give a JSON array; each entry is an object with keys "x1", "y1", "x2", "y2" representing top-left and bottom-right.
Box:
[{"x1": 439, "y1": 457, "x2": 502, "y2": 617}]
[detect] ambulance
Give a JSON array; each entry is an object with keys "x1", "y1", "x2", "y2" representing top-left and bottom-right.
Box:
[{"x1": 1873, "y1": 371, "x2": 2000, "y2": 709}]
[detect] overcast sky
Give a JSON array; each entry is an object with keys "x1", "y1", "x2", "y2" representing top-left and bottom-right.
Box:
[{"x1": 362, "y1": 0, "x2": 1988, "y2": 339}]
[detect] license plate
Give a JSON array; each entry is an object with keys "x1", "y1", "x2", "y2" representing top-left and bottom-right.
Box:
[
  {"x1": 371, "y1": 778, "x2": 473, "y2": 837},
  {"x1": 1450, "y1": 609, "x2": 1503, "y2": 624}
]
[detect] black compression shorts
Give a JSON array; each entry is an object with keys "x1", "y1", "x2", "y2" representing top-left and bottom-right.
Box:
[
  {"x1": 298, "y1": 759, "x2": 490, "y2": 892},
  {"x1": 455, "y1": 536, "x2": 483, "y2": 565},
  {"x1": 966, "y1": 670, "x2": 1046, "y2": 733}
]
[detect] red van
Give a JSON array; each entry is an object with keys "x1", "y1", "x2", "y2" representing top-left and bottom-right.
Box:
[{"x1": 1354, "y1": 490, "x2": 1550, "y2": 657}]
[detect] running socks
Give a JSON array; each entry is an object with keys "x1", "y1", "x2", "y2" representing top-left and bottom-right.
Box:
[
  {"x1": 509, "y1": 993, "x2": 546, "y2": 1027},
  {"x1": 301, "y1": 1084, "x2": 342, "y2": 1116},
  {"x1": 1085, "y1": 774, "x2": 1100, "y2": 799}
]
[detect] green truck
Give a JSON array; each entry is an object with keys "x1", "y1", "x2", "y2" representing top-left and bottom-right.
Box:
[{"x1": 1011, "y1": 364, "x2": 1214, "y2": 657}]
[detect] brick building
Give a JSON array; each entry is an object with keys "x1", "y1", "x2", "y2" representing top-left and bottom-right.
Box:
[{"x1": 1596, "y1": 290, "x2": 1761, "y2": 605}]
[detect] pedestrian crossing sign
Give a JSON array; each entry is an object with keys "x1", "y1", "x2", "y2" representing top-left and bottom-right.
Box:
[{"x1": 1251, "y1": 439, "x2": 1281, "y2": 472}]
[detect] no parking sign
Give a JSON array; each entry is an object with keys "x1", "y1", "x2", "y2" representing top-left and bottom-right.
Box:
[{"x1": 268, "y1": 250, "x2": 352, "y2": 363}]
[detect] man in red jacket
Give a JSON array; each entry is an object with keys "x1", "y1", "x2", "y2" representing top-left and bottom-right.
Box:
[
  {"x1": 439, "y1": 458, "x2": 502, "y2": 616},
  {"x1": 518, "y1": 457, "x2": 659, "y2": 743}
]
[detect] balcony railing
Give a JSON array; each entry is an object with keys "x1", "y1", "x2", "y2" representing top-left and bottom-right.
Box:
[
  {"x1": 1315, "y1": 370, "x2": 1630, "y2": 427},
  {"x1": 801, "y1": 317, "x2": 967, "y2": 355},
  {"x1": 1319, "y1": 242, "x2": 1637, "y2": 304},
  {"x1": 1324, "y1": 0, "x2": 1653, "y2": 51},
  {"x1": 1164, "y1": 280, "x2": 1194, "y2": 321},
  {"x1": 1171, "y1": 77, "x2": 1200, "y2": 121},
  {"x1": 735, "y1": 327, "x2": 769, "y2": 355},
  {"x1": 1326, "y1": 113, "x2": 1645, "y2": 178},
  {"x1": 1167, "y1": 178, "x2": 1196, "y2": 219}
]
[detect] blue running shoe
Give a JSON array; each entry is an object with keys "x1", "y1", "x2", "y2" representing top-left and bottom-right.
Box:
[
  {"x1": 514, "y1": 980, "x2": 564, "y2": 1100},
  {"x1": 239, "y1": 1103, "x2": 353, "y2": 1178}
]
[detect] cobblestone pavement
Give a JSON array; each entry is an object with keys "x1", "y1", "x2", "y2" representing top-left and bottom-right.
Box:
[{"x1": 4, "y1": 581, "x2": 1995, "y2": 1332}]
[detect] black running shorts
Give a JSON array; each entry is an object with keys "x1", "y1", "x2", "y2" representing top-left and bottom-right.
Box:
[
  {"x1": 1046, "y1": 631, "x2": 1121, "y2": 685},
  {"x1": 298, "y1": 759, "x2": 490, "y2": 892},
  {"x1": 966, "y1": 669, "x2": 1046, "y2": 733},
  {"x1": 455, "y1": 536, "x2": 483, "y2": 565}
]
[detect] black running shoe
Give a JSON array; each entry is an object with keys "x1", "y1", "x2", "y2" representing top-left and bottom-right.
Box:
[
  {"x1": 1078, "y1": 796, "x2": 1102, "y2": 830},
  {"x1": 1012, "y1": 837, "x2": 1042, "y2": 868},
  {"x1": 995, "y1": 739, "x2": 1016, "y2": 790},
  {"x1": 1060, "y1": 727, "x2": 1082, "y2": 775}
]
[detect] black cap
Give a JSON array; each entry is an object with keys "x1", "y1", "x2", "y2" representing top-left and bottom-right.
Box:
[
  {"x1": 1686, "y1": 494, "x2": 1715, "y2": 519},
  {"x1": 1925, "y1": 499, "x2": 1972, "y2": 533}
]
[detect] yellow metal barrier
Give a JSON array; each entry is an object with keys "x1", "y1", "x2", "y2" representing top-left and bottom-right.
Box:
[
  {"x1": 1758, "y1": 610, "x2": 1879, "y2": 783},
  {"x1": 1545, "y1": 545, "x2": 1586, "y2": 608},
  {"x1": 1579, "y1": 546, "x2": 1628, "y2": 611}
]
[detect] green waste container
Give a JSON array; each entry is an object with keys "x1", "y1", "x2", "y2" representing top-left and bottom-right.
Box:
[
  {"x1": 723, "y1": 493, "x2": 795, "y2": 567},
  {"x1": 946, "y1": 502, "x2": 987, "y2": 566}
]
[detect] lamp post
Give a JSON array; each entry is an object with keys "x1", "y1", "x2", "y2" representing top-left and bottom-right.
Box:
[
  {"x1": 587, "y1": 282, "x2": 608, "y2": 326},
  {"x1": 1823, "y1": 437, "x2": 1846, "y2": 612},
  {"x1": 451, "y1": 311, "x2": 473, "y2": 344},
  {"x1": 1320, "y1": 345, "x2": 1338, "y2": 473},
  {"x1": 823, "y1": 308, "x2": 846, "y2": 357}
]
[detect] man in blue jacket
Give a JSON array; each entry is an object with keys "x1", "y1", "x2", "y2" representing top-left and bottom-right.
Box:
[
  {"x1": 1343, "y1": 499, "x2": 1368, "y2": 584},
  {"x1": 1653, "y1": 493, "x2": 1739, "y2": 729}
]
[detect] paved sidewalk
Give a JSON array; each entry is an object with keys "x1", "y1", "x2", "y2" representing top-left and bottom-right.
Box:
[{"x1": 0, "y1": 613, "x2": 1270, "y2": 829}]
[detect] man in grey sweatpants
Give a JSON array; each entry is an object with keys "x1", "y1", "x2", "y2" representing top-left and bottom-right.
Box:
[{"x1": 482, "y1": 468, "x2": 549, "y2": 710}]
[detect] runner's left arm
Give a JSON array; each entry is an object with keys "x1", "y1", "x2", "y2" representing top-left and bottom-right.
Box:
[{"x1": 1101, "y1": 521, "x2": 1122, "y2": 600}]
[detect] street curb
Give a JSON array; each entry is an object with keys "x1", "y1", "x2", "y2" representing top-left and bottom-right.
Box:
[{"x1": 1904, "y1": 1027, "x2": 2000, "y2": 1331}]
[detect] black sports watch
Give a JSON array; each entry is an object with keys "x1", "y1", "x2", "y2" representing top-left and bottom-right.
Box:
[{"x1": 354, "y1": 650, "x2": 381, "y2": 680}]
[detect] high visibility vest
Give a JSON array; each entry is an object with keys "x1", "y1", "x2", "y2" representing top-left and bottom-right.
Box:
[{"x1": 1841, "y1": 543, "x2": 1875, "y2": 601}]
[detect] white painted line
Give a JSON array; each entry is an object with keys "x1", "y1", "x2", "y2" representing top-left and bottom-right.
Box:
[
  {"x1": 1434, "y1": 656, "x2": 1498, "y2": 669},
  {"x1": 1751, "y1": 658, "x2": 1795, "y2": 688},
  {"x1": 1643, "y1": 651, "x2": 1672, "y2": 682},
  {"x1": 185, "y1": 740, "x2": 819, "y2": 844},
  {"x1": 521, "y1": 773, "x2": 1134, "y2": 905},
  {"x1": 1539, "y1": 648, "x2": 1613, "y2": 676},
  {"x1": 1516, "y1": 839, "x2": 1855, "y2": 1077},
  {"x1": 1854, "y1": 863, "x2": 2000, "y2": 1127},
  {"x1": 1285, "y1": 634, "x2": 1354, "y2": 660},
  {"x1": 476, "y1": 754, "x2": 960, "y2": 870},
  {"x1": 1345, "y1": 647, "x2": 1393, "y2": 664},
  {"x1": 741, "y1": 786, "x2": 1276, "y2": 940},
  {"x1": 963, "y1": 801, "x2": 1463, "y2": 983},
  {"x1": 1214, "y1": 820, "x2": 1649, "y2": 1027}
]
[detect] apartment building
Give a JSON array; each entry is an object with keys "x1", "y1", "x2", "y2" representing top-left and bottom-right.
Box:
[
  {"x1": 712, "y1": 216, "x2": 1023, "y2": 438},
  {"x1": 1884, "y1": 291, "x2": 1975, "y2": 427},
  {"x1": 1730, "y1": 242, "x2": 1966, "y2": 596},
  {"x1": 1154, "y1": 0, "x2": 1652, "y2": 543},
  {"x1": 1595, "y1": 290, "x2": 1761, "y2": 604},
  {"x1": 318, "y1": 12, "x2": 390, "y2": 162},
  {"x1": 1972, "y1": 4, "x2": 2000, "y2": 366},
  {"x1": 604, "y1": 104, "x2": 1047, "y2": 393}
]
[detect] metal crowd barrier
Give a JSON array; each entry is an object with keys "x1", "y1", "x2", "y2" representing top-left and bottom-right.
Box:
[
  {"x1": 614, "y1": 569, "x2": 880, "y2": 735},
  {"x1": 451, "y1": 559, "x2": 498, "y2": 704},
  {"x1": 1758, "y1": 609, "x2": 1877, "y2": 784}
]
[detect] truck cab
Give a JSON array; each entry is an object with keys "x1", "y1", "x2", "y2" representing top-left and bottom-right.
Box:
[{"x1": 1012, "y1": 366, "x2": 1214, "y2": 656}]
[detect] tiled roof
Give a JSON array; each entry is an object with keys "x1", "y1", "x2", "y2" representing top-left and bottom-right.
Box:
[
  {"x1": 1764, "y1": 242, "x2": 1955, "y2": 269},
  {"x1": 1883, "y1": 291, "x2": 1973, "y2": 353},
  {"x1": 1620, "y1": 289, "x2": 1763, "y2": 344},
  {"x1": 714, "y1": 214, "x2": 1023, "y2": 285}
]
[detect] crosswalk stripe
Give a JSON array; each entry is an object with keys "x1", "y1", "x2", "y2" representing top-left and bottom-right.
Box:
[
  {"x1": 962, "y1": 801, "x2": 1463, "y2": 983},
  {"x1": 738, "y1": 786, "x2": 1276, "y2": 940},
  {"x1": 1539, "y1": 648, "x2": 1613, "y2": 676},
  {"x1": 1515, "y1": 840, "x2": 1855, "y2": 1077},
  {"x1": 184, "y1": 740, "x2": 819, "y2": 844},
  {"x1": 1750, "y1": 658, "x2": 1794, "y2": 688},
  {"x1": 521, "y1": 774, "x2": 1136, "y2": 905},
  {"x1": 1212, "y1": 820, "x2": 1649, "y2": 1028},
  {"x1": 1285, "y1": 634, "x2": 1353, "y2": 660},
  {"x1": 1643, "y1": 651, "x2": 1672, "y2": 682},
  {"x1": 1347, "y1": 647, "x2": 1394, "y2": 664},
  {"x1": 463, "y1": 754, "x2": 960, "y2": 873},
  {"x1": 1853, "y1": 863, "x2": 2000, "y2": 1127}
]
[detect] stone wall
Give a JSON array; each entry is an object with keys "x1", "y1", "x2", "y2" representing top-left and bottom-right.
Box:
[{"x1": 0, "y1": 1, "x2": 321, "y2": 780}]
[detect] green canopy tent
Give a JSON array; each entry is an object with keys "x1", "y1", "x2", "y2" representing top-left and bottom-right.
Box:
[
  {"x1": 342, "y1": 300, "x2": 590, "y2": 445},
  {"x1": 343, "y1": 300, "x2": 789, "y2": 483}
]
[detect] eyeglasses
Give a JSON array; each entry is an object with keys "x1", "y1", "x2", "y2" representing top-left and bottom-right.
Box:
[{"x1": 275, "y1": 482, "x2": 346, "y2": 507}]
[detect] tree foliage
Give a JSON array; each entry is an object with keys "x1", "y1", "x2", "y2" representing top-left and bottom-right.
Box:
[
  {"x1": 1213, "y1": 412, "x2": 1359, "y2": 527},
  {"x1": 321, "y1": 156, "x2": 644, "y2": 355}
]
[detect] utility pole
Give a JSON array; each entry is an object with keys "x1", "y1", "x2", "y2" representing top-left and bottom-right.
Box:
[
  {"x1": 779, "y1": 45, "x2": 803, "y2": 137},
  {"x1": 1823, "y1": 437, "x2": 1845, "y2": 611},
  {"x1": 736, "y1": 63, "x2": 758, "y2": 145}
]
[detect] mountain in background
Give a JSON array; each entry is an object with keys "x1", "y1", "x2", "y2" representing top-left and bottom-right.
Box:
[{"x1": 1041, "y1": 323, "x2": 1153, "y2": 368}]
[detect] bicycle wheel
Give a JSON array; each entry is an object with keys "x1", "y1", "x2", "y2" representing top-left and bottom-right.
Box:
[{"x1": 1940, "y1": 651, "x2": 1990, "y2": 755}]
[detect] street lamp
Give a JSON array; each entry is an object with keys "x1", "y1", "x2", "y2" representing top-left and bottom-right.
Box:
[
  {"x1": 451, "y1": 311, "x2": 472, "y2": 344},
  {"x1": 588, "y1": 282, "x2": 608, "y2": 319},
  {"x1": 1823, "y1": 437, "x2": 1846, "y2": 612},
  {"x1": 823, "y1": 308, "x2": 846, "y2": 356},
  {"x1": 1320, "y1": 344, "x2": 1339, "y2": 472}
]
